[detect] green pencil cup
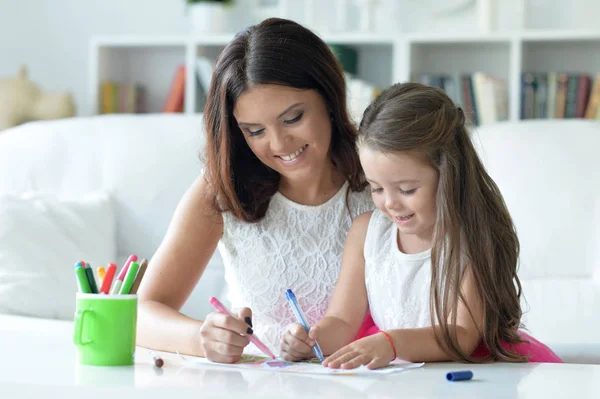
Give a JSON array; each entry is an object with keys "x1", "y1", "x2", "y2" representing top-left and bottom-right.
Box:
[{"x1": 73, "y1": 293, "x2": 138, "y2": 366}]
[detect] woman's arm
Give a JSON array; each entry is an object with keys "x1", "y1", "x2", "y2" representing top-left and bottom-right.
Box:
[
  {"x1": 313, "y1": 211, "x2": 373, "y2": 355},
  {"x1": 136, "y1": 175, "x2": 223, "y2": 356}
]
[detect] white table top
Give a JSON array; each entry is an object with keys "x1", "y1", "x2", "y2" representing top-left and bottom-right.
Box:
[{"x1": 1, "y1": 314, "x2": 599, "y2": 398}]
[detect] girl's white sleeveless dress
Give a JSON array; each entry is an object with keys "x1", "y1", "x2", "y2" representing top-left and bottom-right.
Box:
[{"x1": 364, "y1": 209, "x2": 433, "y2": 331}]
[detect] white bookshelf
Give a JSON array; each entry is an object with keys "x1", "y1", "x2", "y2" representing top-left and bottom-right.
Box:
[{"x1": 89, "y1": 30, "x2": 600, "y2": 123}]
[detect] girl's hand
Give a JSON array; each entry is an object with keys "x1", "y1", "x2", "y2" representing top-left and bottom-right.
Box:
[
  {"x1": 199, "y1": 307, "x2": 253, "y2": 363},
  {"x1": 280, "y1": 323, "x2": 319, "y2": 361},
  {"x1": 323, "y1": 332, "x2": 395, "y2": 370}
]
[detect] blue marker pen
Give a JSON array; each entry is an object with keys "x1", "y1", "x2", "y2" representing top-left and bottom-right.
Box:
[
  {"x1": 285, "y1": 289, "x2": 325, "y2": 362},
  {"x1": 446, "y1": 370, "x2": 473, "y2": 381}
]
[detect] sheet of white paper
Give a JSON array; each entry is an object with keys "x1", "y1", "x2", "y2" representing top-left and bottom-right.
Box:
[{"x1": 177, "y1": 353, "x2": 424, "y2": 376}]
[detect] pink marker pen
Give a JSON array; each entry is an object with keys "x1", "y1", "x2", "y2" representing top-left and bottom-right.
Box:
[
  {"x1": 209, "y1": 297, "x2": 276, "y2": 360},
  {"x1": 110, "y1": 254, "x2": 137, "y2": 295}
]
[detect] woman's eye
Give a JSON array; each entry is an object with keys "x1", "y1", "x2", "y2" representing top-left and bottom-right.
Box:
[
  {"x1": 247, "y1": 128, "x2": 265, "y2": 137},
  {"x1": 371, "y1": 187, "x2": 382, "y2": 193},
  {"x1": 283, "y1": 112, "x2": 303, "y2": 125},
  {"x1": 400, "y1": 188, "x2": 417, "y2": 195}
]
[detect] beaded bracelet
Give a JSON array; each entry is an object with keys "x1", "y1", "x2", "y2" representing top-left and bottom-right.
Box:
[{"x1": 379, "y1": 330, "x2": 397, "y2": 360}]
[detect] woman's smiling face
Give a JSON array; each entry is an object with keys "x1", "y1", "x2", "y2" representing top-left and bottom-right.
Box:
[{"x1": 233, "y1": 84, "x2": 333, "y2": 182}]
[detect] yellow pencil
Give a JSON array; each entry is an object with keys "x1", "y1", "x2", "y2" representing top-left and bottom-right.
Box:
[{"x1": 97, "y1": 266, "x2": 106, "y2": 286}]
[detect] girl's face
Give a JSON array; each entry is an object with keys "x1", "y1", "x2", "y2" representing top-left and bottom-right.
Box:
[
  {"x1": 233, "y1": 84, "x2": 333, "y2": 183},
  {"x1": 359, "y1": 146, "x2": 439, "y2": 243}
]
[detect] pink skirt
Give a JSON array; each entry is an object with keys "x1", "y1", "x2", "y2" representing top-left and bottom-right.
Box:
[{"x1": 355, "y1": 313, "x2": 562, "y2": 363}]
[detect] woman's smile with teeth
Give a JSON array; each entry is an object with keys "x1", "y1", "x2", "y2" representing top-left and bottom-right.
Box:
[{"x1": 279, "y1": 144, "x2": 307, "y2": 161}]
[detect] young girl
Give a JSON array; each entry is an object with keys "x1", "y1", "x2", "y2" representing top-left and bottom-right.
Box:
[
  {"x1": 137, "y1": 18, "x2": 376, "y2": 364},
  {"x1": 280, "y1": 83, "x2": 561, "y2": 368}
]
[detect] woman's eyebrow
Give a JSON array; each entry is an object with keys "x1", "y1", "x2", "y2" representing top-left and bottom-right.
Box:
[
  {"x1": 237, "y1": 103, "x2": 304, "y2": 127},
  {"x1": 277, "y1": 102, "x2": 304, "y2": 118}
]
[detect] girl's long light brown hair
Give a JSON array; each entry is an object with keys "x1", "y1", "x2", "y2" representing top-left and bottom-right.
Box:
[
  {"x1": 202, "y1": 18, "x2": 366, "y2": 222},
  {"x1": 358, "y1": 82, "x2": 526, "y2": 362}
]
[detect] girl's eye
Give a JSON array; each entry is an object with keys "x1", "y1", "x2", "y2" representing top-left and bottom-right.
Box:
[
  {"x1": 400, "y1": 188, "x2": 417, "y2": 195},
  {"x1": 247, "y1": 128, "x2": 265, "y2": 137},
  {"x1": 283, "y1": 112, "x2": 304, "y2": 125},
  {"x1": 371, "y1": 187, "x2": 383, "y2": 194}
]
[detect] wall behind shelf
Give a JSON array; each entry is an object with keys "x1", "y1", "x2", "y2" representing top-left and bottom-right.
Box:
[
  {"x1": 1, "y1": 0, "x2": 599, "y2": 117},
  {"x1": 0, "y1": 0, "x2": 190, "y2": 117}
]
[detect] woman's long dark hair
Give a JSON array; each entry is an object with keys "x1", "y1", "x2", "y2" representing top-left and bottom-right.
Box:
[
  {"x1": 359, "y1": 82, "x2": 526, "y2": 362},
  {"x1": 203, "y1": 18, "x2": 365, "y2": 222}
]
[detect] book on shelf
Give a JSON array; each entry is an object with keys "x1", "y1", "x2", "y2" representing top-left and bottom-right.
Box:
[
  {"x1": 521, "y1": 72, "x2": 600, "y2": 120},
  {"x1": 163, "y1": 65, "x2": 186, "y2": 113},
  {"x1": 99, "y1": 82, "x2": 146, "y2": 114},
  {"x1": 413, "y1": 73, "x2": 508, "y2": 126}
]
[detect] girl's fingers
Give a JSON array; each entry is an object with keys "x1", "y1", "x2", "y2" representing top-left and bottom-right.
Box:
[
  {"x1": 288, "y1": 323, "x2": 309, "y2": 340},
  {"x1": 329, "y1": 350, "x2": 359, "y2": 369},
  {"x1": 308, "y1": 325, "x2": 320, "y2": 341},
  {"x1": 341, "y1": 354, "x2": 370, "y2": 369},
  {"x1": 324, "y1": 348, "x2": 354, "y2": 368},
  {"x1": 366, "y1": 357, "x2": 389, "y2": 370},
  {"x1": 281, "y1": 334, "x2": 312, "y2": 358}
]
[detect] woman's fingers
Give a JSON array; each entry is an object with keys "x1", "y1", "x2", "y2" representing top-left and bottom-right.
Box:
[
  {"x1": 216, "y1": 313, "x2": 254, "y2": 336},
  {"x1": 199, "y1": 311, "x2": 252, "y2": 364},
  {"x1": 235, "y1": 307, "x2": 253, "y2": 329},
  {"x1": 202, "y1": 325, "x2": 249, "y2": 348}
]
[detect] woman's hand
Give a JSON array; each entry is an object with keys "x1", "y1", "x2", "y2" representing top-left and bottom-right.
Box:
[
  {"x1": 323, "y1": 332, "x2": 395, "y2": 370},
  {"x1": 280, "y1": 323, "x2": 318, "y2": 361},
  {"x1": 199, "y1": 307, "x2": 253, "y2": 363}
]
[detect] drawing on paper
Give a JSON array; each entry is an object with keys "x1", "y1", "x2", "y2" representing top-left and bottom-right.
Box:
[{"x1": 178, "y1": 352, "x2": 424, "y2": 376}]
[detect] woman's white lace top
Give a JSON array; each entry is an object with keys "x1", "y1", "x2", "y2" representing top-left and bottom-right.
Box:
[
  {"x1": 217, "y1": 182, "x2": 373, "y2": 356},
  {"x1": 364, "y1": 210, "x2": 433, "y2": 331}
]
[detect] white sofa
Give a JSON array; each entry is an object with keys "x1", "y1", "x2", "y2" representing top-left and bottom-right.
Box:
[{"x1": 0, "y1": 115, "x2": 598, "y2": 363}]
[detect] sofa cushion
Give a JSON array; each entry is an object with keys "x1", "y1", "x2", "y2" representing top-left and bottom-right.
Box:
[
  {"x1": 0, "y1": 192, "x2": 116, "y2": 319},
  {"x1": 0, "y1": 115, "x2": 225, "y2": 320},
  {"x1": 473, "y1": 120, "x2": 600, "y2": 354},
  {"x1": 473, "y1": 120, "x2": 600, "y2": 280}
]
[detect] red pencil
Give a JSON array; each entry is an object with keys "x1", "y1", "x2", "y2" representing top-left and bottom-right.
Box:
[{"x1": 99, "y1": 263, "x2": 117, "y2": 294}]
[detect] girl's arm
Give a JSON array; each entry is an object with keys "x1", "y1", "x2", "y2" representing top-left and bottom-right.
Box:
[
  {"x1": 324, "y1": 266, "x2": 485, "y2": 368},
  {"x1": 313, "y1": 211, "x2": 373, "y2": 355},
  {"x1": 137, "y1": 175, "x2": 251, "y2": 360},
  {"x1": 388, "y1": 266, "x2": 485, "y2": 362},
  {"x1": 280, "y1": 211, "x2": 372, "y2": 361}
]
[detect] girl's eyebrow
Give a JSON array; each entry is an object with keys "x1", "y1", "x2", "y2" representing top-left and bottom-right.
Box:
[{"x1": 237, "y1": 103, "x2": 304, "y2": 127}]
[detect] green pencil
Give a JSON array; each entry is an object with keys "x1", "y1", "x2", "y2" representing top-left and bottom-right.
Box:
[
  {"x1": 84, "y1": 265, "x2": 98, "y2": 294},
  {"x1": 119, "y1": 261, "x2": 140, "y2": 295},
  {"x1": 75, "y1": 266, "x2": 92, "y2": 293}
]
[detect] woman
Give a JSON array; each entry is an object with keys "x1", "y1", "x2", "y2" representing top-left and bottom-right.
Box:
[{"x1": 137, "y1": 18, "x2": 375, "y2": 363}]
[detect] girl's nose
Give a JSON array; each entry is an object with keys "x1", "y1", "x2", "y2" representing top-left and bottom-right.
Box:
[{"x1": 385, "y1": 195, "x2": 400, "y2": 210}]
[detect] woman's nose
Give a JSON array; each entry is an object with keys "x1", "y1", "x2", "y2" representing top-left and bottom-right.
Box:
[{"x1": 270, "y1": 130, "x2": 290, "y2": 153}]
